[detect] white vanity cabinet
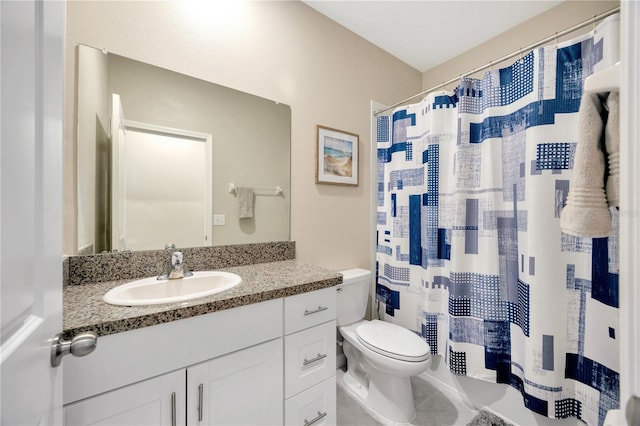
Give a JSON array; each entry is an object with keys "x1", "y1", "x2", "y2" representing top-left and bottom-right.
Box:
[
  {"x1": 63, "y1": 299, "x2": 283, "y2": 426},
  {"x1": 63, "y1": 286, "x2": 338, "y2": 426},
  {"x1": 64, "y1": 339, "x2": 283, "y2": 426},
  {"x1": 283, "y1": 287, "x2": 337, "y2": 426}
]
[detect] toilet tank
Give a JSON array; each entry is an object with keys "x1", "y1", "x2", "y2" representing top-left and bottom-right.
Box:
[{"x1": 336, "y1": 268, "x2": 372, "y2": 326}]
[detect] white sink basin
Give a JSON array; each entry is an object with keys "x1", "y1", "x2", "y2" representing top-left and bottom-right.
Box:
[{"x1": 103, "y1": 271, "x2": 242, "y2": 306}]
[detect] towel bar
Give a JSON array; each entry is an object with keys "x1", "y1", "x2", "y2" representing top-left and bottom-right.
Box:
[{"x1": 228, "y1": 182, "x2": 283, "y2": 196}]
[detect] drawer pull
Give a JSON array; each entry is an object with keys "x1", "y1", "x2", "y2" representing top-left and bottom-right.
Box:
[
  {"x1": 304, "y1": 306, "x2": 328, "y2": 316},
  {"x1": 303, "y1": 353, "x2": 328, "y2": 366},
  {"x1": 304, "y1": 411, "x2": 327, "y2": 426}
]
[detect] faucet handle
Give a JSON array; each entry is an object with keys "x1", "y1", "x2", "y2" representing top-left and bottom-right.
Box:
[
  {"x1": 171, "y1": 251, "x2": 183, "y2": 267},
  {"x1": 165, "y1": 243, "x2": 176, "y2": 250}
]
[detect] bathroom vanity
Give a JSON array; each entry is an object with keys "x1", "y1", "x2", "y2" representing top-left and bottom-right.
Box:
[{"x1": 62, "y1": 247, "x2": 340, "y2": 426}]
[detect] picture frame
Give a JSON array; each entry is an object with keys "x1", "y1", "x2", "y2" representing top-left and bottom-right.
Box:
[{"x1": 315, "y1": 125, "x2": 359, "y2": 186}]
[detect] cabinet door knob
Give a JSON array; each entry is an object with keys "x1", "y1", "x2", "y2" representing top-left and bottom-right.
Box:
[{"x1": 50, "y1": 332, "x2": 97, "y2": 367}]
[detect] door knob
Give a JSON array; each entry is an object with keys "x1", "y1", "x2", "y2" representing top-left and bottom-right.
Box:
[{"x1": 50, "y1": 331, "x2": 97, "y2": 367}]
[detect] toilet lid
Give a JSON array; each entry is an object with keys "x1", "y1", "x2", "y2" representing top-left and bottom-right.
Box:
[{"x1": 355, "y1": 320, "x2": 430, "y2": 362}]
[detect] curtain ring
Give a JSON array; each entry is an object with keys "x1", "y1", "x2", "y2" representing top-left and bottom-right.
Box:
[
  {"x1": 519, "y1": 49, "x2": 524, "y2": 65},
  {"x1": 593, "y1": 15, "x2": 598, "y2": 34}
]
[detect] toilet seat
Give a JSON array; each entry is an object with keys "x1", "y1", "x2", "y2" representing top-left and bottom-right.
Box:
[{"x1": 355, "y1": 320, "x2": 430, "y2": 362}]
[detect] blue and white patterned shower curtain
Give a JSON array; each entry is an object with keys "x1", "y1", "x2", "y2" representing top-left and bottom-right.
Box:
[{"x1": 376, "y1": 16, "x2": 620, "y2": 426}]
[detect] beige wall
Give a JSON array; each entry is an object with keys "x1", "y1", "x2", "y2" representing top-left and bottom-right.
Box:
[
  {"x1": 423, "y1": 1, "x2": 619, "y2": 90},
  {"x1": 64, "y1": 1, "x2": 422, "y2": 270},
  {"x1": 66, "y1": 1, "x2": 619, "y2": 270}
]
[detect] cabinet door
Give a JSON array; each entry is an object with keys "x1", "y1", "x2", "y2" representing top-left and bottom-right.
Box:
[
  {"x1": 64, "y1": 369, "x2": 185, "y2": 426},
  {"x1": 187, "y1": 338, "x2": 283, "y2": 426}
]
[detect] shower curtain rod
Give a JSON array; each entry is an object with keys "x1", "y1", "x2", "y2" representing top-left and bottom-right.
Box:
[{"x1": 373, "y1": 6, "x2": 620, "y2": 116}]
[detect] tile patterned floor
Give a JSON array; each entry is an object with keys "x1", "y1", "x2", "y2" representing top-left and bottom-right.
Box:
[{"x1": 337, "y1": 373, "x2": 479, "y2": 426}]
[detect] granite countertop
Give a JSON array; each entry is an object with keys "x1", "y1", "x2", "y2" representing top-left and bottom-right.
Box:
[{"x1": 63, "y1": 259, "x2": 342, "y2": 339}]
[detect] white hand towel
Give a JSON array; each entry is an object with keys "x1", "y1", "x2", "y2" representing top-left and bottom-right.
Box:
[
  {"x1": 237, "y1": 187, "x2": 254, "y2": 219},
  {"x1": 560, "y1": 93, "x2": 612, "y2": 237},
  {"x1": 605, "y1": 91, "x2": 619, "y2": 207}
]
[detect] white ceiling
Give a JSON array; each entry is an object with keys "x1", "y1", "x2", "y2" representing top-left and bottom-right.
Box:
[{"x1": 303, "y1": 1, "x2": 564, "y2": 72}]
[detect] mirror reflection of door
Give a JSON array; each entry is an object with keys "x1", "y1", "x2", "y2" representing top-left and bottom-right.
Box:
[{"x1": 109, "y1": 94, "x2": 213, "y2": 251}]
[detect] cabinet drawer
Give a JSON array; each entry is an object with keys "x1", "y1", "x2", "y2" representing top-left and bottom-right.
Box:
[
  {"x1": 285, "y1": 320, "x2": 336, "y2": 398},
  {"x1": 284, "y1": 287, "x2": 336, "y2": 334},
  {"x1": 285, "y1": 377, "x2": 336, "y2": 426}
]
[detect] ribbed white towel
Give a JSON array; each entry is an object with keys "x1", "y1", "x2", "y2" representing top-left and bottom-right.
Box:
[
  {"x1": 560, "y1": 93, "x2": 612, "y2": 237},
  {"x1": 237, "y1": 187, "x2": 254, "y2": 219},
  {"x1": 605, "y1": 91, "x2": 619, "y2": 207}
]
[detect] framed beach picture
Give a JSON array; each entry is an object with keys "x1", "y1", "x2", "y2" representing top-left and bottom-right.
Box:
[{"x1": 315, "y1": 125, "x2": 359, "y2": 186}]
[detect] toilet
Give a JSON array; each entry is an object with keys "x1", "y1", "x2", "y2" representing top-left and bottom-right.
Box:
[{"x1": 337, "y1": 268, "x2": 431, "y2": 425}]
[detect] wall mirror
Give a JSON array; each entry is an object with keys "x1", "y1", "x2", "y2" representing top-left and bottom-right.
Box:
[{"x1": 76, "y1": 44, "x2": 291, "y2": 255}]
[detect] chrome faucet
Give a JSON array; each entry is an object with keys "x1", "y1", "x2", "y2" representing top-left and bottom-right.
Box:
[{"x1": 159, "y1": 244, "x2": 193, "y2": 280}]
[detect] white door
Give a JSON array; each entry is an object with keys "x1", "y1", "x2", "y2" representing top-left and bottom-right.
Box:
[
  {"x1": 123, "y1": 126, "x2": 211, "y2": 250},
  {"x1": 0, "y1": 0, "x2": 65, "y2": 424},
  {"x1": 111, "y1": 93, "x2": 127, "y2": 251},
  {"x1": 110, "y1": 117, "x2": 213, "y2": 251}
]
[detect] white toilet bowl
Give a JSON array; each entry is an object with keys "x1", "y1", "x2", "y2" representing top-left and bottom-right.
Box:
[
  {"x1": 337, "y1": 269, "x2": 431, "y2": 424},
  {"x1": 339, "y1": 320, "x2": 431, "y2": 424}
]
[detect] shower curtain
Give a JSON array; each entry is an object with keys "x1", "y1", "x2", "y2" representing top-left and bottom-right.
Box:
[{"x1": 375, "y1": 15, "x2": 619, "y2": 426}]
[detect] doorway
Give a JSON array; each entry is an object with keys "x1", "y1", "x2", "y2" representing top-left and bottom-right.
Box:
[{"x1": 115, "y1": 120, "x2": 213, "y2": 251}]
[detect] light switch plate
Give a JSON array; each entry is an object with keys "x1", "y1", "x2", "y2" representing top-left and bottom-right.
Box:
[{"x1": 213, "y1": 214, "x2": 225, "y2": 226}]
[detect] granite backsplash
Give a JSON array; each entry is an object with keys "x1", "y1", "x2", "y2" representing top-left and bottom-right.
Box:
[{"x1": 64, "y1": 241, "x2": 296, "y2": 286}]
